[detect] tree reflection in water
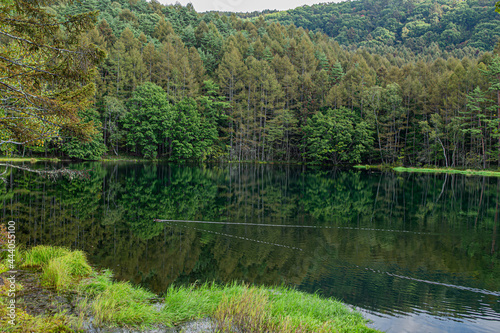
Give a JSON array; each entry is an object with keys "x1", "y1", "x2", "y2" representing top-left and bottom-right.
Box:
[{"x1": 2, "y1": 162, "x2": 500, "y2": 330}]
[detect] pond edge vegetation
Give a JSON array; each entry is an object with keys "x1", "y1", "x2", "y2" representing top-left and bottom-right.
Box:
[
  {"x1": 0, "y1": 245, "x2": 379, "y2": 333},
  {"x1": 4, "y1": 155, "x2": 500, "y2": 179}
]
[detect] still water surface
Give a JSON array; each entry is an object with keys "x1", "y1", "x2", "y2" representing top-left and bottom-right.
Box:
[{"x1": 3, "y1": 162, "x2": 500, "y2": 332}]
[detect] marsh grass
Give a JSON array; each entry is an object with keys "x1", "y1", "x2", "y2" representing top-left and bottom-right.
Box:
[
  {"x1": 392, "y1": 166, "x2": 500, "y2": 177},
  {"x1": 22, "y1": 245, "x2": 70, "y2": 268},
  {"x1": 78, "y1": 269, "x2": 163, "y2": 328},
  {"x1": 354, "y1": 164, "x2": 500, "y2": 177},
  {"x1": 163, "y1": 283, "x2": 378, "y2": 332},
  {"x1": 213, "y1": 287, "x2": 272, "y2": 332},
  {"x1": 6, "y1": 246, "x2": 378, "y2": 332},
  {"x1": 41, "y1": 251, "x2": 92, "y2": 290}
]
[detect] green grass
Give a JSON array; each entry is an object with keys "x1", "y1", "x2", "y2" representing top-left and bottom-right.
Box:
[
  {"x1": 0, "y1": 157, "x2": 60, "y2": 163},
  {"x1": 22, "y1": 245, "x2": 70, "y2": 268},
  {"x1": 392, "y1": 166, "x2": 500, "y2": 177},
  {"x1": 161, "y1": 283, "x2": 378, "y2": 332},
  {"x1": 41, "y1": 251, "x2": 92, "y2": 290},
  {"x1": 354, "y1": 164, "x2": 500, "y2": 177},
  {"x1": 78, "y1": 269, "x2": 164, "y2": 328},
  {"x1": 4, "y1": 246, "x2": 379, "y2": 332}
]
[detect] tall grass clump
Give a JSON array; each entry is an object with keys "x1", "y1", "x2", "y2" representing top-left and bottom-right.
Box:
[
  {"x1": 162, "y1": 282, "x2": 246, "y2": 324},
  {"x1": 211, "y1": 285, "x2": 377, "y2": 333},
  {"x1": 78, "y1": 270, "x2": 164, "y2": 327},
  {"x1": 22, "y1": 245, "x2": 70, "y2": 267},
  {"x1": 41, "y1": 251, "x2": 92, "y2": 290},
  {"x1": 265, "y1": 286, "x2": 377, "y2": 332},
  {"x1": 213, "y1": 287, "x2": 273, "y2": 332}
]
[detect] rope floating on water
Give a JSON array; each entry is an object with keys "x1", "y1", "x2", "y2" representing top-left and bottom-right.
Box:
[
  {"x1": 161, "y1": 220, "x2": 499, "y2": 296},
  {"x1": 154, "y1": 219, "x2": 435, "y2": 235},
  {"x1": 172, "y1": 222, "x2": 303, "y2": 251}
]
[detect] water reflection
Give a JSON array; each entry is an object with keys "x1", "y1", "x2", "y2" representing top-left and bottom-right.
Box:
[{"x1": 1, "y1": 162, "x2": 499, "y2": 332}]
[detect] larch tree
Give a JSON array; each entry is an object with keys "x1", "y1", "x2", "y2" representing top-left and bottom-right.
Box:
[{"x1": 0, "y1": 0, "x2": 105, "y2": 152}]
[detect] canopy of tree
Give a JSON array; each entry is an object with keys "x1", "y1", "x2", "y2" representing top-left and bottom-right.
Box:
[
  {"x1": 6, "y1": 0, "x2": 500, "y2": 169},
  {"x1": 0, "y1": 0, "x2": 105, "y2": 154}
]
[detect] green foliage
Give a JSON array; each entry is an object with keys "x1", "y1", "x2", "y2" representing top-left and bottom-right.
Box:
[
  {"x1": 263, "y1": 0, "x2": 499, "y2": 53},
  {"x1": 169, "y1": 98, "x2": 219, "y2": 161},
  {"x1": 61, "y1": 110, "x2": 107, "y2": 160},
  {"x1": 122, "y1": 82, "x2": 171, "y2": 158},
  {"x1": 303, "y1": 108, "x2": 372, "y2": 164},
  {"x1": 11, "y1": 0, "x2": 500, "y2": 168},
  {"x1": 0, "y1": 0, "x2": 105, "y2": 149}
]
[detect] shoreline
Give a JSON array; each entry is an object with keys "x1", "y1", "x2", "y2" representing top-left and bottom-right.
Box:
[
  {"x1": 3, "y1": 156, "x2": 500, "y2": 177},
  {"x1": 0, "y1": 245, "x2": 379, "y2": 333},
  {"x1": 354, "y1": 165, "x2": 500, "y2": 177}
]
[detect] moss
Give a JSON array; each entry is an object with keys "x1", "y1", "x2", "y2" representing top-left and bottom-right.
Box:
[{"x1": 0, "y1": 305, "x2": 75, "y2": 333}]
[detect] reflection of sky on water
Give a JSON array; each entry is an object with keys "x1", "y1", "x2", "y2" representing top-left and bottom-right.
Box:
[{"x1": 359, "y1": 308, "x2": 500, "y2": 333}]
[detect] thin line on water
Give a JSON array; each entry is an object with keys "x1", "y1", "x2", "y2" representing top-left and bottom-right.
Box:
[
  {"x1": 155, "y1": 219, "x2": 434, "y2": 235},
  {"x1": 170, "y1": 222, "x2": 303, "y2": 251},
  {"x1": 167, "y1": 221, "x2": 500, "y2": 297},
  {"x1": 384, "y1": 272, "x2": 500, "y2": 297}
]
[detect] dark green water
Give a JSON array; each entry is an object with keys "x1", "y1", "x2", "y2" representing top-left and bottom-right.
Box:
[{"x1": 2, "y1": 162, "x2": 500, "y2": 332}]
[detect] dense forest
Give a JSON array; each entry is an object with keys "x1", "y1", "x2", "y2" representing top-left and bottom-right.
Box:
[
  {"x1": 260, "y1": 0, "x2": 500, "y2": 53},
  {"x1": 4, "y1": 0, "x2": 500, "y2": 169}
]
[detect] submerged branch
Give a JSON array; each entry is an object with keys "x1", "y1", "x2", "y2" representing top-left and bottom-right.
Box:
[{"x1": 0, "y1": 163, "x2": 91, "y2": 182}]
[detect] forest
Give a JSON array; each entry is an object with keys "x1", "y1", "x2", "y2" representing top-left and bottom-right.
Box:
[
  {"x1": 259, "y1": 0, "x2": 500, "y2": 53},
  {"x1": 2, "y1": 0, "x2": 500, "y2": 169}
]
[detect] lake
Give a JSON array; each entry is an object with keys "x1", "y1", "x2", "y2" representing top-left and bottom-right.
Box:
[{"x1": 3, "y1": 162, "x2": 500, "y2": 332}]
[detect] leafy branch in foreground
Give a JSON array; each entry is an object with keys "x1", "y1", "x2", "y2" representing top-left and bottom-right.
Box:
[{"x1": 0, "y1": 0, "x2": 105, "y2": 153}]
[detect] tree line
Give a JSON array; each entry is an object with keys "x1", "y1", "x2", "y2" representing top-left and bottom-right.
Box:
[{"x1": 4, "y1": 0, "x2": 500, "y2": 168}]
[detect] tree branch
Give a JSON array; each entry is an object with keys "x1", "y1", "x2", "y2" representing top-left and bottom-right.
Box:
[
  {"x1": 0, "y1": 163, "x2": 91, "y2": 182},
  {"x1": 0, "y1": 29, "x2": 86, "y2": 55}
]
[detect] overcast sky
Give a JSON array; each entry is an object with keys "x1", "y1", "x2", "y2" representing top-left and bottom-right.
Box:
[{"x1": 158, "y1": 1, "x2": 342, "y2": 13}]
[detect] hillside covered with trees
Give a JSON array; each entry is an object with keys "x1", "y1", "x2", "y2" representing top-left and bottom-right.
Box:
[
  {"x1": 261, "y1": 0, "x2": 500, "y2": 53},
  {"x1": 2, "y1": 0, "x2": 500, "y2": 169}
]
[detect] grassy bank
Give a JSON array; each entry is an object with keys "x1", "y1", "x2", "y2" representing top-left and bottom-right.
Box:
[
  {"x1": 0, "y1": 245, "x2": 379, "y2": 332},
  {"x1": 1, "y1": 155, "x2": 151, "y2": 163},
  {"x1": 354, "y1": 164, "x2": 500, "y2": 177},
  {"x1": 0, "y1": 157, "x2": 60, "y2": 163}
]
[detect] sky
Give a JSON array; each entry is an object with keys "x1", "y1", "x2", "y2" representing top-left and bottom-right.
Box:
[{"x1": 159, "y1": 1, "x2": 342, "y2": 13}]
